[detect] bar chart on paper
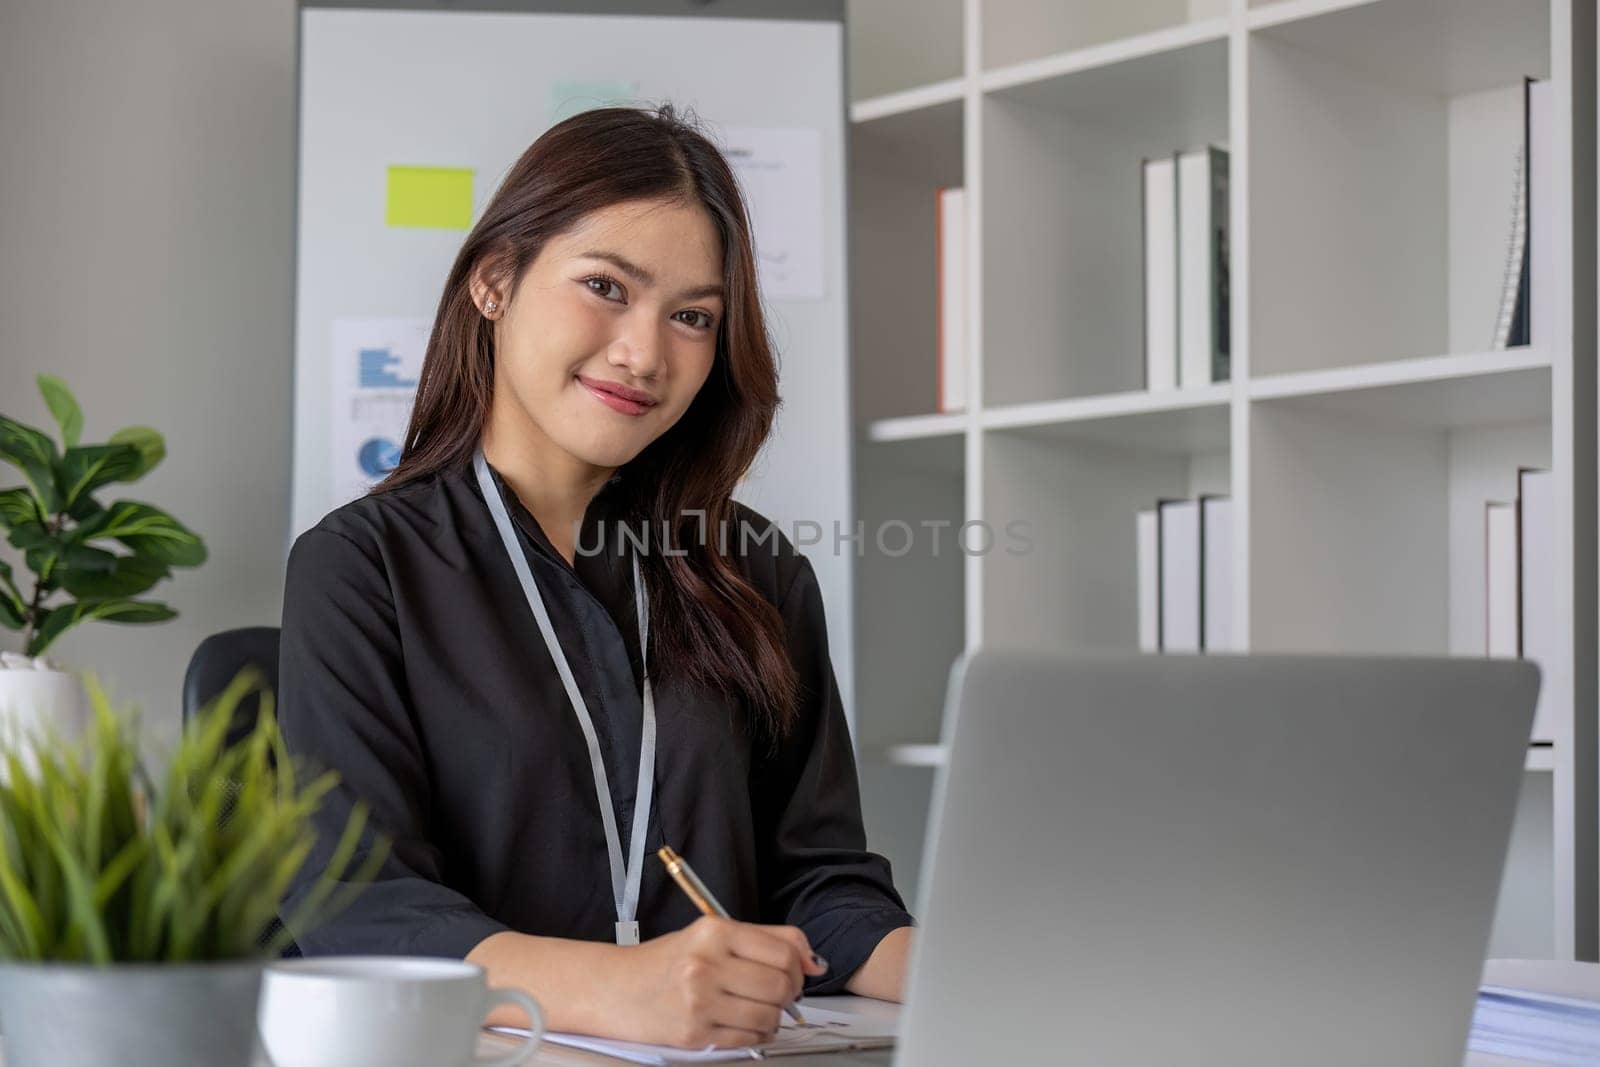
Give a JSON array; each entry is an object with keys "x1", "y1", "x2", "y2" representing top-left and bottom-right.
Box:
[{"x1": 358, "y1": 346, "x2": 418, "y2": 389}]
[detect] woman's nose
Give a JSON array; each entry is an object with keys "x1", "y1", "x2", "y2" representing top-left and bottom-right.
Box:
[{"x1": 609, "y1": 316, "x2": 667, "y2": 380}]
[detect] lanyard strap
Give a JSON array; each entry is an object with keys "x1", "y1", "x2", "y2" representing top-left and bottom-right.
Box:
[{"x1": 474, "y1": 450, "x2": 655, "y2": 945}]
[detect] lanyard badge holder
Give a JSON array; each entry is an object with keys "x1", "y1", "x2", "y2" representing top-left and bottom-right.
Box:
[{"x1": 474, "y1": 450, "x2": 655, "y2": 946}]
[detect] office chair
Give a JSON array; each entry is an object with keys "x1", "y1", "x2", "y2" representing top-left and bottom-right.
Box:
[
  {"x1": 181, "y1": 626, "x2": 301, "y2": 957},
  {"x1": 180, "y1": 625, "x2": 281, "y2": 743}
]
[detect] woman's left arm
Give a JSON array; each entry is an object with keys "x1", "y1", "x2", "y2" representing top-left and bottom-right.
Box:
[
  {"x1": 752, "y1": 551, "x2": 916, "y2": 1001},
  {"x1": 843, "y1": 925, "x2": 913, "y2": 1001}
]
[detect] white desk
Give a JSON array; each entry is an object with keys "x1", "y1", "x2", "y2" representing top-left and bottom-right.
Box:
[{"x1": 2, "y1": 967, "x2": 1591, "y2": 1065}]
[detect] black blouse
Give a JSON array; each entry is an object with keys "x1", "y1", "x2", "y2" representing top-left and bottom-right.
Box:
[{"x1": 276, "y1": 454, "x2": 913, "y2": 993}]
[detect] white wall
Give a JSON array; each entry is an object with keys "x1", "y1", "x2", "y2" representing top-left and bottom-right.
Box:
[{"x1": 0, "y1": 0, "x2": 298, "y2": 748}]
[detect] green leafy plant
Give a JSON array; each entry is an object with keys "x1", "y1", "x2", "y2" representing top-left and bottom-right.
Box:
[
  {"x1": 0, "y1": 669, "x2": 389, "y2": 962},
  {"x1": 0, "y1": 375, "x2": 205, "y2": 658}
]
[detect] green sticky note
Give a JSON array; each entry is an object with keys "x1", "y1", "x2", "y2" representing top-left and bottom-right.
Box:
[
  {"x1": 549, "y1": 79, "x2": 640, "y2": 125},
  {"x1": 385, "y1": 165, "x2": 474, "y2": 230}
]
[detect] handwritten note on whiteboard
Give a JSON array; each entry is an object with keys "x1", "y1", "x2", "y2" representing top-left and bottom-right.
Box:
[{"x1": 715, "y1": 127, "x2": 826, "y2": 302}]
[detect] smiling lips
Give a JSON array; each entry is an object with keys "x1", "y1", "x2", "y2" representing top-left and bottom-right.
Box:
[{"x1": 577, "y1": 375, "x2": 658, "y2": 416}]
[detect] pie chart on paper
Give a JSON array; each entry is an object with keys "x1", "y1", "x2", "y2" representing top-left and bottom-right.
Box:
[{"x1": 358, "y1": 437, "x2": 402, "y2": 478}]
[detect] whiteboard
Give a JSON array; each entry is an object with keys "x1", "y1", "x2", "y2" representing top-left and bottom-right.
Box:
[{"x1": 292, "y1": 3, "x2": 855, "y2": 721}]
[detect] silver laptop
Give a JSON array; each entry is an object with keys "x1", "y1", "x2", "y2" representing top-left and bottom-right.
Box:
[{"x1": 898, "y1": 650, "x2": 1538, "y2": 1067}]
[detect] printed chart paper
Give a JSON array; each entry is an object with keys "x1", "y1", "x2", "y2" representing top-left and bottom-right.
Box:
[
  {"x1": 716, "y1": 127, "x2": 826, "y2": 302},
  {"x1": 330, "y1": 316, "x2": 429, "y2": 506}
]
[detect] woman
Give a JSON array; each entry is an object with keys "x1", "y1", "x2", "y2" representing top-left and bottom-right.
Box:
[{"x1": 277, "y1": 103, "x2": 914, "y2": 1050}]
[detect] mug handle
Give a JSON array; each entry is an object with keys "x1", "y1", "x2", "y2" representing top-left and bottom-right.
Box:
[{"x1": 476, "y1": 987, "x2": 546, "y2": 1067}]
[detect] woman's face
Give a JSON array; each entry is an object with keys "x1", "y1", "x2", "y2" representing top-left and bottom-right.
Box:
[{"x1": 476, "y1": 196, "x2": 726, "y2": 472}]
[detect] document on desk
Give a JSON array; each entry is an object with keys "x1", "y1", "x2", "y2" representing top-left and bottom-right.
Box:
[
  {"x1": 1469, "y1": 985, "x2": 1600, "y2": 1066},
  {"x1": 489, "y1": 1003, "x2": 896, "y2": 1064}
]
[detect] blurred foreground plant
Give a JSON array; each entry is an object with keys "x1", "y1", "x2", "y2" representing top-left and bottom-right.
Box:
[{"x1": 0, "y1": 669, "x2": 387, "y2": 962}]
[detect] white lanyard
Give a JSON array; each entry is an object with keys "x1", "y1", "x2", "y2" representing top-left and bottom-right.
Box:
[{"x1": 474, "y1": 450, "x2": 655, "y2": 947}]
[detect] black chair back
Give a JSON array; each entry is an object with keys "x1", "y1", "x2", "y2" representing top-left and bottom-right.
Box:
[
  {"x1": 181, "y1": 626, "x2": 300, "y2": 957},
  {"x1": 181, "y1": 625, "x2": 281, "y2": 740}
]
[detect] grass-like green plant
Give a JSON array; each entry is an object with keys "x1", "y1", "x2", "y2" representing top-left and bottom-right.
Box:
[
  {"x1": 0, "y1": 374, "x2": 206, "y2": 658},
  {"x1": 0, "y1": 668, "x2": 388, "y2": 962}
]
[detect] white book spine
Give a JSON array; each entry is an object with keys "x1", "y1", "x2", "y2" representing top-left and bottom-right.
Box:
[
  {"x1": 1201, "y1": 496, "x2": 1232, "y2": 652},
  {"x1": 1485, "y1": 502, "x2": 1519, "y2": 658},
  {"x1": 937, "y1": 186, "x2": 967, "y2": 413},
  {"x1": 1518, "y1": 470, "x2": 1554, "y2": 742},
  {"x1": 1178, "y1": 148, "x2": 1212, "y2": 389},
  {"x1": 1137, "y1": 510, "x2": 1159, "y2": 652},
  {"x1": 1158, "y1": 499, "x2": 1201, "y2": 654},
  {"x1": 1143, "y1": 157, "x2": 1177, "y2": 392}
]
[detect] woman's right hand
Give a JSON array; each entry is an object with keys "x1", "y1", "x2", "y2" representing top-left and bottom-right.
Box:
[{"x1": 609, "y1": 916, "x2": 828, "y2": 1048}]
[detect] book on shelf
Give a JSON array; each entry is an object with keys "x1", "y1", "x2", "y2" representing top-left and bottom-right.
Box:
[
  {"x1": 1492, "y1": 128, "x2": 1528, "y2": 348},
  {"x1": 1137, "y1": 509, "x2": 1160, "y2": 653},
  {"x1": 1179, "y1": 146, "x2": 1231, "y2": 388},
  {"x1": 1142, "y1": 156, "x2": 1178, "y2": 392},
  {"x1": 1485, "y1": 500, "x2": 1519, "y2": 659},
  {"x1": 1144, "y1": 147, "x2": 1231, "y2": 392},
  {"x1": 1158, "y1": 499, "x2": 1201, "y2": 653},
  {"x1": 1518, "y1": 468, "x2": 1554, "y2": 743},
  {"x1": 1526, "y1": 77, "x2": 1552, "y2": 347},
  {"x1": 1201, "y1": 495, "x2": 1232, "y2": 652},
  {"x1": 1139, "y1": 496, "x2": 1232, "y2": 654},
  {"x1": 1494, "y1": 76, "x2": 1550, "y2": 350},
  {"x1": 936, "y1": 185, "x2": 967, "y2": 413}
]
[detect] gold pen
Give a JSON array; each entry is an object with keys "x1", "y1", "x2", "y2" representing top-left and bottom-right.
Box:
[{"x1": 657, "y1": 845, "x2": 807, "y2": 1026}]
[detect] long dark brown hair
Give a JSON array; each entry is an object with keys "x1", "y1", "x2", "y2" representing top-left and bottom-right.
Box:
[{"x1": 376, "y1": 103, "x2": 798, "y2": 738}]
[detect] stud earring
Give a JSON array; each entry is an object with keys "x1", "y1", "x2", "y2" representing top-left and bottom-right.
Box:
[{"x1": 484, "y1": 300, "x2": 498, "y2": 314}]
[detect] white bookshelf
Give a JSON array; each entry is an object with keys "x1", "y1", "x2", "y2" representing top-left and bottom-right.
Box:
[{"x1": 846, "y1": 0, "x2": 1595, "y2": 960}]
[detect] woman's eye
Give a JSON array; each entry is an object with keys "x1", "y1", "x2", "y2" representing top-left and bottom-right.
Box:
[
  {"x1": 584, "y1": 275, "x2": 624, "y2": 301},
  {"x1": 676, "y1": 310, "x2": 715, "y2": 330}
]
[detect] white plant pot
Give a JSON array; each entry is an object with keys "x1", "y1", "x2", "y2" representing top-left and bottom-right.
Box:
[{"x1": 0, "y1": 668, "x2": 87, "y2": 741}]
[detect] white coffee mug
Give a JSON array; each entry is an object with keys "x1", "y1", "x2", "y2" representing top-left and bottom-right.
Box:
[{"x1": 258, "y1": 956, "x2": 544, "y2": 1067}]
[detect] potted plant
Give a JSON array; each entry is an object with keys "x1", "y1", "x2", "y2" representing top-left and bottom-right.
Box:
[
  {"x1": 0, "y1": 374, "x2": 206, "y2": 735},
  {"x1": 0, "y1": 669, "x2": 388, "y2": 1067}
]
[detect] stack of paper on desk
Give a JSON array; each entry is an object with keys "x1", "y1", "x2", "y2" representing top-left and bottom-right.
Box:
[
  {"x1": 491, "y1": 1002, "x2": 896, "y2": 1065},
  {"x1": 1470, "y1": 986, "x2": 1600, "y2": 1065}
]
